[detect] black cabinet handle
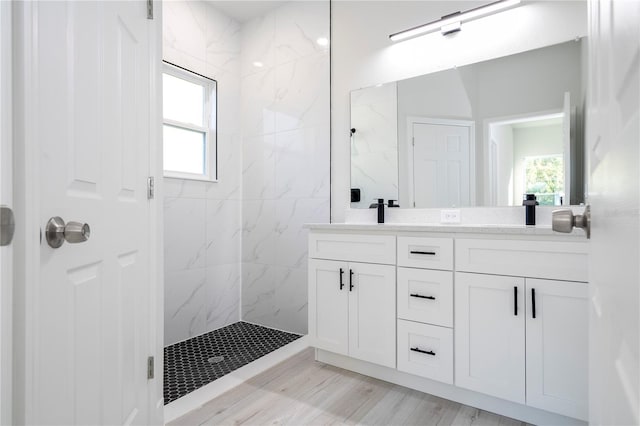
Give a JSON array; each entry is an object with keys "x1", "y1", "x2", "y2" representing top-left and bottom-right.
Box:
[
  {"x1": 410, "y1": 347, "x2": 436, "y2": 356},
  {"x1": 339, "y1": 268, "x2": 344, "y2": 290},
  {"x1": 410, "y1": 293, "x2": 436, "y2": 300},
  {"x1": 410, "y1": 250, "x2": 436, "y2": 256},
  {"x1": 349, "y1": 269, "x2": 354, "y2": 291},
  {"x1": 514, "y1": 286, "x2": 518, "y2": 316},
  {"x1": 532, "y1": 288, "x2": 536, "y2": 319}
]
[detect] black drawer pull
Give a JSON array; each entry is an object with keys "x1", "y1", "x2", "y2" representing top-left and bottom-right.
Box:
[
  {"x1": 514, "y1": 286, "x2": 518, "y2": 316},
  {"x1": 339, "y1": 268, "x2": 344, "y2": 290},
  {"x1": 410, "y1": 347, "x2": 435, "y2": 356},
  {"x1": 410, "y1": 250, "x2": 436, "y2": 256},
  {"x1": 410, "y1": 293, "x2": 436, "y2": 300},
  {"x1": 532, "y1": 288, "x2": 536, "y2": 319},
  {"x1": 349, "y1": 269, "x2": 354, "y2": 291}
]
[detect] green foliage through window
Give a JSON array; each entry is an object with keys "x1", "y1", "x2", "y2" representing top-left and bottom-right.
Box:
[{"x1": 524, "y1": 155, "x2": 564, "y2": 205}]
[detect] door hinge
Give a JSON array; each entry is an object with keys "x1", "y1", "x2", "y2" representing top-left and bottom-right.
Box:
[
  {"x1": 412, "y1": 137, "x2": 415, "y2": 146},
  {"x1": 0, "y1": 206, "x2": 15, "y2": 246},
  {"x1": 147, "y1": 176, "x2": 155, "y2": 199},
  {"x1": 147, "y1": 0, "x2": 153, "y2": 20},
  {"x1": 147, "y1": 356, "x2": 154, "y2": 379}
]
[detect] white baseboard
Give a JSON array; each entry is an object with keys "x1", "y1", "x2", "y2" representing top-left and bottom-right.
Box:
[
  {"x1": 316, "y1": 349, "x2": 586, "y2": 426},
  {"x1": 164, "y1": 336, "x2": 310, "y2": 423}
]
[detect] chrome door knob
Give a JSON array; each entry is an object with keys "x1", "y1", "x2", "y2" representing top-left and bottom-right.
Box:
[
  {"x1": 45, "y1": 216, "x2": 91, "y2": 248},
  {"x1": 552, "y1": 205, "x2": 590, "y2": 239}
]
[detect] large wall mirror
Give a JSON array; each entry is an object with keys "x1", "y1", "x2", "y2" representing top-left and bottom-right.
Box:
[{"x1": 350, "y1": 39, "x2": 586, "y2": 209}]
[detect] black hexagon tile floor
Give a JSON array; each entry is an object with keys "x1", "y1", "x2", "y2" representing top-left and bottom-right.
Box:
[{"x1": 163, "y1": 321, "x2": 302, "y2": 404}]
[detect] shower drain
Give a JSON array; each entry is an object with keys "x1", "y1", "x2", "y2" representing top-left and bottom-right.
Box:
[{"x1": 207, "y1": 356, "x2": 224, "y2": 364}]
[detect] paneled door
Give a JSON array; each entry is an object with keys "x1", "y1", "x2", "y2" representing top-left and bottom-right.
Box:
[
  {"x1": 308, "y1": 259, "x2": 349, "y2": 355},
  {"x1": 587, "y1": 0, "x2": 640, "y2": 424},
  {"x1": 14, "y1": 1, "x2": 161, "y2": 424},
  {"x1": 525, "y1": 278, "x2": 588, "y2": 420},
  {"x1": 348, "y1": 262, "x2": 396, "y2": 368},
  {"x1": 455, "y1": 272, "x2": 526, "y2": 404},
  {"x1": 411, "y1": 120, "x2": 472, "y2": 208}
]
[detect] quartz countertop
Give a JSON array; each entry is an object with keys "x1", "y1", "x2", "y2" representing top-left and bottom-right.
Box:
[{"x1": 304, "y1": 222, "x2": 587, "y2": 238}]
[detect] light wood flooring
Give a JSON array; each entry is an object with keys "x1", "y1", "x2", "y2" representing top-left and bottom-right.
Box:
[{"x1": 169, "y1": 348, "x2": 530, "y2": 426}]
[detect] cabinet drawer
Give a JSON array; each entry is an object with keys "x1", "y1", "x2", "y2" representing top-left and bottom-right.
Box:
[
  {"x1": 397, "y1": 237, "x2": 453, "y2": 270},
  {"x1": 456, "y1": 239, "x2": 588, "y2": 282},
  {"x1": 397, "y1": 320, "x2": 453, "y2": 384},
  {"x1": 397, "y1": 268, "x2": 453, "y2": 327},
  {"x1": 309, "y1": 232, "x2": 396, "y2": 265}
]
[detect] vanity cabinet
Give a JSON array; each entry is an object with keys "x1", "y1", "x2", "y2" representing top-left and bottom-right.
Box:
[
  {"x1": 455, "y1": 272, "x2": 588, "y2": 420},
  {"x1": 308, "y1": 226, "x2": 589, "y2": 424},
  {"x1": 308, "y1": 234, "x2": 396, "y2": 368}
]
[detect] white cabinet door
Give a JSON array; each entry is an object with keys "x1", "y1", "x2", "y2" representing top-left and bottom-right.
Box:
[
  {"x1": 526, "y1": 279, "x2": 588, "y2": 420},
  {"x1": 348, "y1": 263, "x2": 396, "y2": 368},
  {"x1": 309, "y1": 259, "x2": 349, "y2": 355},
  {"x1": 455, "y1": 272, "x2": 526, "y2": 404}
]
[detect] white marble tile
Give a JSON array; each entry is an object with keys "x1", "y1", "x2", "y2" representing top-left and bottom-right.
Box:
[
  {"x1": 274, "y1": 1, "x2": 330, "y2": 66},
  {"x1": 207, "y1": 133, "x2": 242, "y2": 200},
  {"x1": 242, "y1": 200, "x2": 276, "y2": 265},
  {"x1": 275, "y1": 198, "x2": 329, "y2": 269},
  {"x1": 274, "y1": 52, "x2": 329, "y2": 133},
  {"x1": 242, "y1": 134, "x2": 276, "y2": 200},
  {"x1": 205, "y1": 3, "x2": 241, "y2": 72},
  {"x1": 274, "y1": 126, "x2": 330, "y2": 200},
  {"x1": 163, "y1": 0, "x2": 208, "y2": 63},
  {"x1": 205, "y1": 263, "x2": 241, "y2": 331},
  {"x1": 164, "y1": 197, "x2": 207, "y2": 272},
  {"x1": 206, "y1": 199, "x2": 241, "y2": 266},
  {"x1": 274, "y1": 267, "x2": 308, "y2": 334},
  {"x1": 210, "y1": 68, "x2": 242, "y2": 135},
  {"x1": 163, "y1": 177, "x2": 208, "y2": 199},
  {"x1": 241, "y1": 68, "x2": 276, "y2": 137},
  {"x1": 240, "y1": 12, "x2": 276, "y2": 77},
  {"x1": 164, "y1": 267, "x2": 207, "y2": 346},
  {"x1": 241, "y1": 263, "x2": 277, "y2": 323}
]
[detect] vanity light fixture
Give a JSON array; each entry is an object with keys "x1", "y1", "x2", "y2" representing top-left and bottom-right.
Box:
[{"x1": 389, "y1": 0, "x2": 521, "y2": 42}]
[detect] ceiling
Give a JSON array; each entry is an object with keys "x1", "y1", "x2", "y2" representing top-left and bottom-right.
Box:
[{"x1": 207, "y1": 1, "x2": 287, "y2": 23}]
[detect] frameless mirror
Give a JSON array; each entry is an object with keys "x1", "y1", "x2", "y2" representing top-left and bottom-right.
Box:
[{"x1": 350, "y1": 39, "x2": 586, "y2": 209}]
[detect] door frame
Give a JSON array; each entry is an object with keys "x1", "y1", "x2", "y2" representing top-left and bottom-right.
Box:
[
  {"x1": 404, "y1": 117, "x2": 475, "y2": 208},
  {"x1": 483, "y1": 108, "x2": 567, "y2": 206},
  {"x1": 0, "y1": 1, "x2": 12, "y2": 423},
  {"x1": 11, "y1": 1, "x2": 164, "y2": 423}
]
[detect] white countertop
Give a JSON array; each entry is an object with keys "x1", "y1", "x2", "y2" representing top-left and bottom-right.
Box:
[{"x1": 304, "y1": 222, "x2": 588, "y2": 238}]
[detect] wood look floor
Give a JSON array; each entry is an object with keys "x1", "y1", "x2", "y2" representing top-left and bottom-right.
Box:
[{"x1": 169, "y1": 348, "x2": 530, "y2": 426}]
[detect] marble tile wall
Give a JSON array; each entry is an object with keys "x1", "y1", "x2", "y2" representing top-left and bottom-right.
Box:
[
  {"x1": 240, "y1": 1, "x2": 331, "y2": 334},
  {"x1": 163, "y1": 1, "x2": 242, "y2": 345}
]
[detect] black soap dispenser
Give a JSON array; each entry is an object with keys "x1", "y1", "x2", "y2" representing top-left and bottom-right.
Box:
[
  {"x1": 377, "y1": 198, "x2": 385, "y2": 224},
  {"x1": 523, "y1": 194, "x2": 539, "y2": 226}
]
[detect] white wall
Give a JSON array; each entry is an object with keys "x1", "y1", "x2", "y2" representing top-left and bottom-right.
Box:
[
  {"x1": 163, "y1": 1, "x2": 243, "y2": 345},
  {"x1": 332, "y1": 0, "x2": 588, "y2": 222},
  {"x1": 240, "y1": 1, "x2": 330, "y2": 334},
  {"x1": 350, "y1": 82, "x2": 398, "y2": 208}
]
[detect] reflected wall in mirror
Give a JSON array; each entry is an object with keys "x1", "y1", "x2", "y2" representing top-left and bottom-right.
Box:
[{"x1": 350, "y1": 39, "x2": 586, "y2": 209}]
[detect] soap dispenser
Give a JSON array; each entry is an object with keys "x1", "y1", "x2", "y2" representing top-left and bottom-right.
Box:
[
  {"x1": 523, "y1": 194, "x2": 539, "y2": 226},
  {"x1": 377, "y1": 199, "x2": 385, "y2": 224}
]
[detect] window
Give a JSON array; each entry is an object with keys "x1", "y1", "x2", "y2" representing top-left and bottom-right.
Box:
[
  {"x1": 523, "y1": 154, "x2": 564, "y2": 205},
  {"x1": 163, "y1": 62, "x2": 217, "y2": 180}
]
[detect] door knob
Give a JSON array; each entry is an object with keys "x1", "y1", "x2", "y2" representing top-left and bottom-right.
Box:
[
  {"x1": 552, "y1": 205, "x2": 590, "y2": 239},
  {"x1": 45, "y1": 216, "x2": 91, "y2": 248}
]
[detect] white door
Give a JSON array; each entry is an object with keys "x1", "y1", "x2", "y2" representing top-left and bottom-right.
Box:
[
  {"x1": 308, "y1": 259, "x2": 349, "y2": 355},
  {"x1": 525, "y1": 278, "x2": 588, "y2": 420},
  {"x1": 455, "y1": 272, "x2": 525, "y2": 403},
  {"x1": 14, "y1": 1, "x2": 161, "y2": 424},
  {"x1": 348, "y1": 262, "x2": 395, "y2": 368},
  {"x1": 412, "y1": 122, "x2": 471, "y2": 208},
  {"x1": 0, "y1": 1, "x2": 13, "y2": 423},
  {"x1": 587, "y1": 1, "x2": 640, "y2": 424}
]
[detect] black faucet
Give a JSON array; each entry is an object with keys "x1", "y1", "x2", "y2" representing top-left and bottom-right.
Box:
[{"x1": 377, "y1": 199, "x2": 385, "y2": 223}]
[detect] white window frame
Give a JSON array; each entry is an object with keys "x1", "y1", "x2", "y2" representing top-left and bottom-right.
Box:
[{"x1": 162, "y1": 62, "x2": 217, "y2": 181}]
